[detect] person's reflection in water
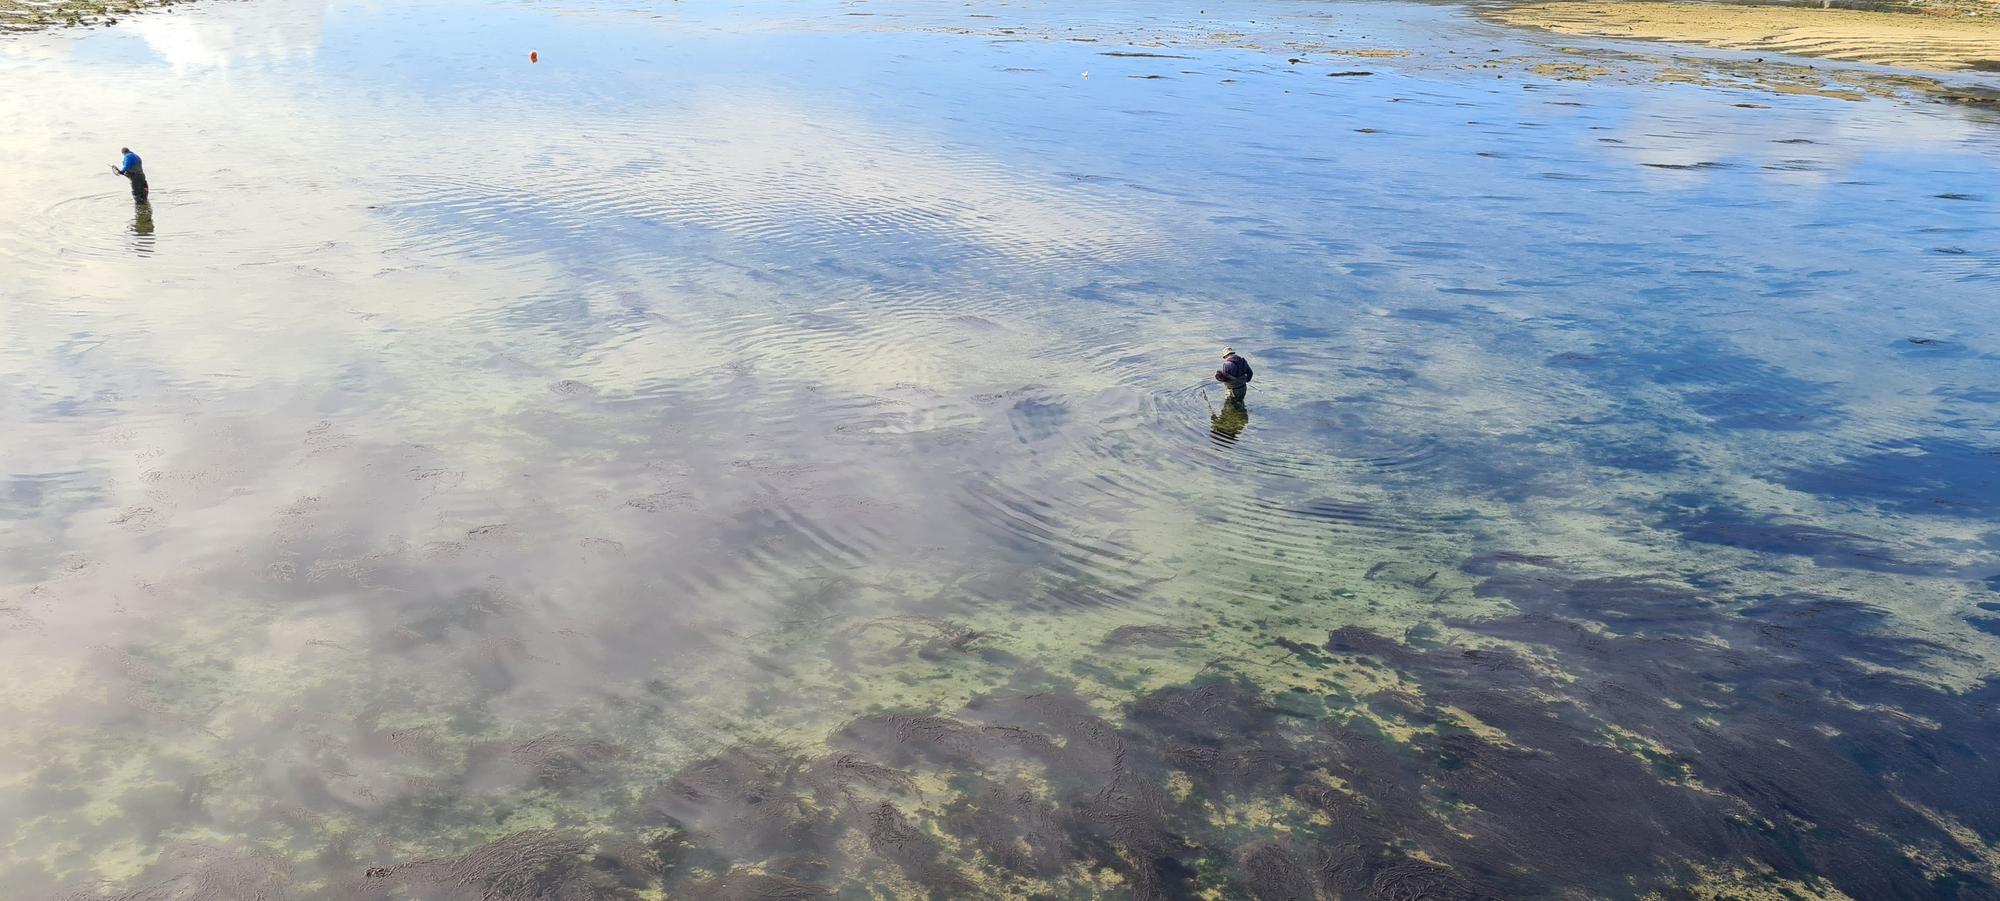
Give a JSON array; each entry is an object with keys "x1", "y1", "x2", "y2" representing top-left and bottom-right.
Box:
[
  {"x1": 1210, "y1": 390, "x2": 1250, "y2": 445},
  {"x1": 1209, "y1": 346, "x2": 1253, "y2": 445},
  {"x1": 130, "y1": 202, "x2": 155, "y2": 255}
]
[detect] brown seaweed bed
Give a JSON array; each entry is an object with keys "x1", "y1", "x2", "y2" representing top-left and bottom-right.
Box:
[
  {"x1": 54, "y1": 553, "x2": 2000, "y2": 899},
  {"x1": 0, "y1": 0, "x2": 179, "y2": 31}
]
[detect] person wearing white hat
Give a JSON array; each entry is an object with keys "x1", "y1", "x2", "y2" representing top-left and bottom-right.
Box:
[{"x1": 1214, "y1": 347, "x2": 1253, "y2": 400}]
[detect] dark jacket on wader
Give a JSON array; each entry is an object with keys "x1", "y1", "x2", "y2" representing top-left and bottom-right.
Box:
[{"x1": 115, "y1": 150, "x2": 148, "y2": 202}]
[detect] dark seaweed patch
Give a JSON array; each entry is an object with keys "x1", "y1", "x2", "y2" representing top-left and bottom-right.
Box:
[
  {"x1": 832, "y1": 713, "x2": 983, "y2": 768},
  {"x1": 1659, "y1": 498, "x2": 1935, "y2": 574},
  {"x1": 941, "y1": 780, "x2": 1069, "y2": 880},
  {"x1": 1008, "y1": 396, "x2": 1069, "y2": 443},
  {"x1": 640, "y1": 746, "x2": 839, "y2": 860},
  {"x1": 465, "y1": 732, "x2": 623, "y2": 791},
  {"x1": 1555, "y1": 342, "x2": 1844, "y2": 431},
  {"x1": 84, "y1": 565, "x2": 2000, "y2": 901},
  {"x1": 1792, "y1": 438, "x2": 1992, "y2": 516},
  {"x1": 1430, "y1": 571, "x2": 2000, "y2": 898},
  {"x1": 1785, "y1": 437, "x2": 2000, "y2": 518},
  {"x1": 1741, "y1": 593, "x2": 1950, "y2": 667},
  {"x1": 624, "y1": 743, "x2": 984, "y2": 897},
  {"x1": 59, "y1": 843, "x2": 295, "y2": 901},
  {"x1": 1573, "y1": 429, "x2": 1692, "y2": 473},
  {"x1": 805, "y1": 752, "x2": 916, "y2": 799},
  {"x1": 956, "y1": 690, "x2": 1202, "y2": 897},
  {"x1": 677, "y1": 869, "x2": 830, "y2": 900},
  {"x1": 1276, "y1": 635, "x2": 1335, "y2": 668},
  {"x1": 952, "y1": 561, "x2": 1970, "y2": 899},
  {"x1": 864, "y1": 802, "x2": 976, "y2": 893},
  {"x1": 935, "y1": 677, "x2": 1544, "y2": 899},
  {"x1": 1130, "y1": 681, "x2": 1292, "y2": 791},
  {"x1": 1473, "y1": 571, "x2": 1718, "y2": 634},
  {"x1": 1099, "y1": 624, "x2": 1203, "y2": 647},
  {"x1": 1235, "y1": 840, "x2": 1316, "y2": 901},
  {"x1": 1655, "y1": 365, "x2": 1840, "y2": 430},
  {"x1": 352, "y1": 830, "x2": 634, "y2": 900},
  {"x1": 1325, "y1": 624, "x2": 1412, "y2": 659},
  {"x1": 1459, "y1": 550, "x2": 1561, "y2": 575}
]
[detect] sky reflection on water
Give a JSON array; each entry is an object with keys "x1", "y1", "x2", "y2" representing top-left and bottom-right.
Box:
[{"x1": 2, "y1": 0, "x2": 1998, "y2": 897}]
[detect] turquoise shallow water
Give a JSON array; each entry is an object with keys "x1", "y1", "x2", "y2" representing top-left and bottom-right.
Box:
[{"x1": 2, "y1": 0, "x2": 1999, "y2": 897}]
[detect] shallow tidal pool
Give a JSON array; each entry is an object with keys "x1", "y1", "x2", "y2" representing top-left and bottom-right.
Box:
[{"x1": 2, "y1": 0, "x2": 1999, "y2": 898}]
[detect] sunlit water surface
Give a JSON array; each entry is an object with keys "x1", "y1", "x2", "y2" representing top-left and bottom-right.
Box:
[{"x1": 3, "y1": 0, "x2": 1999, "y2": 897}]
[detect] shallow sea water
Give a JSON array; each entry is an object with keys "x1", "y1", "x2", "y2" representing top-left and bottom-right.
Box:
[{"x1": 2, "y1": 0, "x2": 1999, "y2": 898}]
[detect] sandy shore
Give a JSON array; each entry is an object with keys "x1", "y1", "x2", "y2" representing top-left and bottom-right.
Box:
[{"x1": 1493, "y1": 1, "x2": 2000, "y2": 72}]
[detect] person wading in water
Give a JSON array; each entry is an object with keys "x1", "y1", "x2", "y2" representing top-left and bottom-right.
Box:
[
  {"x1": 1210, "y1": 347, "x2": 1253, "y2": 444},
  {"x1": 111, "y1": 147, "x2": 148, "y2": 203},
  {"x1": 1214, "y1": 347, "x2": 1252, "y2": 400}
]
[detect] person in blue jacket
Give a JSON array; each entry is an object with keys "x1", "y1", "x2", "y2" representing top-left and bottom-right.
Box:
[{"x1": 111, "y1": 147, "x2": 148, "y2": 203}]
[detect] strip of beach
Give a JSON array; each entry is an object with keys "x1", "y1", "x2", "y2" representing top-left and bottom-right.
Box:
[{"x1": 1492, "y1": 0, "x2": 2000, "y2": 72}]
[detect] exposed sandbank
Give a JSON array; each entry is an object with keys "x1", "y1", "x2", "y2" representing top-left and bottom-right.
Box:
[{"x1": 1492, "y1": 1, "x2": 2000, "y2": 72}]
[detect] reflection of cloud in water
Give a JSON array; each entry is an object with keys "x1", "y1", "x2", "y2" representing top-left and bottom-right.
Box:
[
  {"x1": 124, "y1": 0, "x2": 329, "y2": 70},
  {"x1": 383, "y1": 93, "x2": 1167, "y2": 264}
]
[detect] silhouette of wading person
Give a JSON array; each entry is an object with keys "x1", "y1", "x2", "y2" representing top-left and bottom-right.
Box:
[
  {"x1": 1210, "y1": 347, "x2": 1253, "y2": 445},
  {"x1": 111, "y1": 147, "x2": 148, "y2": 203},
  {"x1": 1214, "y1": 348, "x2": 1252, "y2": 400}
]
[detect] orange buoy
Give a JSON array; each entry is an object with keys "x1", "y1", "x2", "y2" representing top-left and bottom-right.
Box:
[{"x1": 529, "y1": 50, "x2": 539, "y2": 63}]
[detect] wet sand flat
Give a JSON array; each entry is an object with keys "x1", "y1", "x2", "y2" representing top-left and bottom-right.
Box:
[{"x1": 1494, "y1": 1, "x2": 2000, "y2": 72}]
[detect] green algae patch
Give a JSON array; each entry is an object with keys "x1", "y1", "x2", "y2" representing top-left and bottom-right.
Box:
[
  {"x1": 0, "y1": 0, "x2": 175, "y2": 31},
  {"x1": 28, "y1": 546, "x2": 2000, "y2": 898}
]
